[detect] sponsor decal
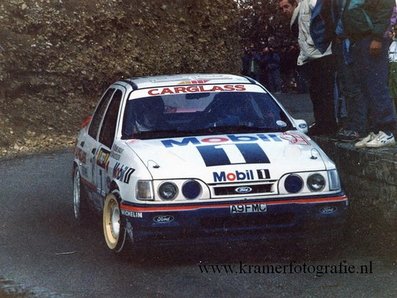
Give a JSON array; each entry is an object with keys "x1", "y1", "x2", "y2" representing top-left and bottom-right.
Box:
[
  {"x1": 110, "y1": 152, "x2": 121, "y2": 160},
  {"x1": 147, "y1": 84, "x2": 246, "y2": 96},
  {"x1": 96, "y1": 148, "x2": 110, "y2": 170},
  {"x1": 121, "y1": 210, "x2": 143, "y2": 218},
  {"x1": 213, "y1": 169, "x2": 270, "y2": 182},
  {"x1": 75, "y1": 147, "x2": 87, "y2": 164},
  {"x1": 280, "y1": 132, "x2": 309, "y2": 145},
  {"x1": 112, "y1": 144, "x2": 124, "y2": 154},
  {"x1": 113, "y1": 162, "x2": 135, "y2": 184},
  {"x1": 162, "y1": 134, "x2": 278, "y2": 167},
  {"x1": 153, "y1": 215, "x2": 175, "y2": 224},
  {"x1": 161, "y1": 134, "x2": 282, "y2": 148}
]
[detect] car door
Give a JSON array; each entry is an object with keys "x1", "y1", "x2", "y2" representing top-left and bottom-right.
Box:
[
  {"x1": 82, "y1": 88, "x2": 115, "y2": 193},
  {"x1": 94, "y1": 88, "x2": 124, "y2": 197}
]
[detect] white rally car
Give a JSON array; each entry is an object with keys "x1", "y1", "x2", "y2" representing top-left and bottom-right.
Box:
[{"x1": 72, "y1": 74, "x2": 348, "y2": 253}]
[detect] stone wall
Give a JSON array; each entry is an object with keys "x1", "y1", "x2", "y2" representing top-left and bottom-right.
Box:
[{"x1": 314, "y1": 138, "x2": 397, "y2": 227}]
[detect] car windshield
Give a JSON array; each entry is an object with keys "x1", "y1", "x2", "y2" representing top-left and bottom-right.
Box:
[{"x1": 122, "y1": 91, "x2": 294, "y2": 139}]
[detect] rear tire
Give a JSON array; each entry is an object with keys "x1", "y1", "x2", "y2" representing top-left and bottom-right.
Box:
[
  {"x1": 73, "y1": 167, "x2": 89, "y2": 223},
  {"x1": 103, "y1": 192, "x2": 129, "y2": 254}
]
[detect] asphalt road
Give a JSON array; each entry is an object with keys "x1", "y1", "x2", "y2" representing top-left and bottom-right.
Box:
[
  {"x1": 0, "y1": 152, "x2": 395, "y2": 297},
  {"x1": 0, "y1": 94, "x2": 395, "y2": 297}
]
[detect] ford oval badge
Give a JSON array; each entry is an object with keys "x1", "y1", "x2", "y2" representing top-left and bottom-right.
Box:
[
  {"x1": 235, "y1": 186, "x2": 253, "y2": 194},
  {"x1": 153, "y1": 215, "x2": 174, "y2": 224},
  {"x1": 320, "y1": 206, "x2": 337, "y2": 215}
]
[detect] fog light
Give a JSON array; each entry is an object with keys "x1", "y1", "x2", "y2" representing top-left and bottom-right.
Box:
[
  {"x1": 284, "y1": 174, "x2": 303, "y2": 193},
  {"x1": 307, "y1": 173, "x2": 325, "y2": 192},
  {"x1": 158, "y1": 182, "x2": 178, "y2": 200}
]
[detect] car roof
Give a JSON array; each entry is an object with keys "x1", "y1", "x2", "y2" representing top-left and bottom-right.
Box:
[{"x1": 122, "y1": 73, "x2": 254, "y2": 89}]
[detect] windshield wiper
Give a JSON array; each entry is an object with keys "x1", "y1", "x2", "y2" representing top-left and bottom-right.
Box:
[
  {"x1": 132, "y1": 129, "x2": 198, "y2": 139},
  {"x1": 201, "y1": 125, "x2": 283, "y2": 134},
  {"x1": 128, "y1": 126, "x2": 289, "y2": 140}
]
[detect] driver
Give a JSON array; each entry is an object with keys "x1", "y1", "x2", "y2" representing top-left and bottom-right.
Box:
[
  {"x1": 134, "y1": 96, "x2": 166, "y2": 131},
  {"x1": 210, "y1": 92, "x2": 258, "y2": 125}
]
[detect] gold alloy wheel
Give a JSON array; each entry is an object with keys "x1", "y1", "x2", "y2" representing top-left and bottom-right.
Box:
[{"x1": 103, "y1": 193, "x2": 122, "y2": 250}]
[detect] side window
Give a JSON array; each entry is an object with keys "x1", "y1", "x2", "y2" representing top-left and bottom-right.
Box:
[
  {"x1": 88, "y1": 88, "x2": 115, "y2": 139},
  {"x1": 99, "y1": 89, "x2": 123, "y2": 148}
]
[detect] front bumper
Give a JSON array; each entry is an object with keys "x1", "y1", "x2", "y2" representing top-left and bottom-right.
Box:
[{"x1": 120, "y1": 193, "x2": 348, "y2": 246}]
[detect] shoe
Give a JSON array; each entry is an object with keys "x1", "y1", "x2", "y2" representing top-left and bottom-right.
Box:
[
  {"x1": 336, "y1": 128, "x2": 360, "y2": 142},
  {"x1": 365, "y1": 131, "x2": 396, "y2": 148},
  {"x1": 354, "y1": 132, "x2": 377, "y2": 148}
]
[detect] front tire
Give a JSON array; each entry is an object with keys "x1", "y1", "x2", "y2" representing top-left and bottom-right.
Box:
[{"x1": 103, "y1": 192, "x2": 129, "y2": 253}]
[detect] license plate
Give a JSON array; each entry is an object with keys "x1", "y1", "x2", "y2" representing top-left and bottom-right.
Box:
[{"x1": 230, "y1": 203, "x2": 267, "y2": 214}]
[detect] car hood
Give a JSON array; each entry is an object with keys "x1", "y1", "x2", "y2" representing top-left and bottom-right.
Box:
[{"x1": 125, "y1": 132, "x2": 331, "y2": 182}]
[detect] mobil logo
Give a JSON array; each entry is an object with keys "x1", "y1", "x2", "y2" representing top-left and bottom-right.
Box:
[
  {"x1": 213, "y1": 169, "x2": 270, "y2": 182},
  {"x1": 213, "y1": 170, "x2": 255, "y2": 182},
  {"x1": 161, "y1": 133, "x2": 282, "y2": 148}
]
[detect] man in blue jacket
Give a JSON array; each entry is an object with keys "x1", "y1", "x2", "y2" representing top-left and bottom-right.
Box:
[
  {"x1": 281, "y1": 0, "x2": 338, "y2": 135},
  {"x1": 340, "y1": 0, "x2": 396, "y2": 147}
]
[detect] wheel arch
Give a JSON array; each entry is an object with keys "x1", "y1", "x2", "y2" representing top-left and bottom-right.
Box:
[
  {"x1": 72, "y1": 161, "x2": 80, "y2": 181},
  {"x1": 109, "y1": 180, "x2": 121, "y2": 197}
]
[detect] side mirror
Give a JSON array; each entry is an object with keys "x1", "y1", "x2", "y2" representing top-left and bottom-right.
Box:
[{"x1": 294, "y1": 119, "x2": 308, "y2": 134}]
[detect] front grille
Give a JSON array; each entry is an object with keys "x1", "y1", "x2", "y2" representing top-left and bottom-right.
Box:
[{"x1": 213, "y1": 183, "x2": 274, "y2": 196}]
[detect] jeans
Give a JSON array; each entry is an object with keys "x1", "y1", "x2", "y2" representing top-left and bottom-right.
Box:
[{"x1": 345, "y1": 37, "x2": 397, "y2": 134}]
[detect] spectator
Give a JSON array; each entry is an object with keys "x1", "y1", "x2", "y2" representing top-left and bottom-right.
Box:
[
  {"x1": 279, "y1": 44, "x2": 297, "y2": 92},
  {"x1": 265, "y1": 46, "x2": 282, "y2": 93},
  {"x1": 259, "y1": 46, "x2": 270, "y2": 86},
  {"x1": 279, "y1": 0, "x2": 338, "y2": 136},
  {"x1": 340, "y1": 0, "x2": 397, "y2": 148},
  {"x1": 389, "y1": 25, "x2": 397, "y2": 110},
  {"x1": 283, "y1": 43, "x2": 308, "y2": 93},
  {"x1": 333, "y1": 0, "x2": 356, "y2": 141},
  {"x1": 242, "y1": 45, "x2": 262, "y2": 81},
  {"x1": 279, "y1": 46, "x2": 289, "y2": 91}
]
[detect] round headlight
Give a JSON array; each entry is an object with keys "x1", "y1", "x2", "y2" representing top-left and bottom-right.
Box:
[
  {"x1": 182, "y1": 180, "x2": 202, "y2": 199},
  {"x1": 307, "y1": 174, "x2": 326, "y2": 192},
  {"x1": 158, "y1": 182, "x2": 178, "y2": 200},
  {"x1": 284, "y1": 174, "x2": 303, "y2": 193}
]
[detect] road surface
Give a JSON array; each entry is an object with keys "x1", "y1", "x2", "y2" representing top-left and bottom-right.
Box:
[{"x1": 0, "y1": 94, "x2": 395, "y2": 297}]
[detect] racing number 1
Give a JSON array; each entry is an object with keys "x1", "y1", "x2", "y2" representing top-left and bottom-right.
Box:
[{"x1": 197, "y1": 143, "x2": 270, "y2": 167}]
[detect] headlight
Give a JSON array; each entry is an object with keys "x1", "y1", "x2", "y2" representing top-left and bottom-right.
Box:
[
  {"x1": 307, "y1": 173, "x2": 326, "y2": 192},
  {"x1": 136, "y1": 180, "x2": 154, "y2": 201},
  {"x1": 158, "y1": 182, "x2": 178, "y2": 200},
  {"x1": 182, "y1": 180, "x2": 202, "y2": 199},
  {"x1": 284, "y1": 174, "x2": 303, "y2": 193},
  {"x1": 328, "y1": 169, "x2": 341, "y2": 191}
]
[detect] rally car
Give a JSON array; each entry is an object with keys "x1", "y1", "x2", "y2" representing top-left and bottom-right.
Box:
[{"x1": 72, "y1": 74, "x2": 348, "y2": 254}]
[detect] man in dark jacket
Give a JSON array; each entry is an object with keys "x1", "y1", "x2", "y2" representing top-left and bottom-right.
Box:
[
  {"x1": 340, "y1": 0, "x2": 396, "y2": 148},
  {"x1": 291, "y1": 0, "x2": 338, "y2": 135}
]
